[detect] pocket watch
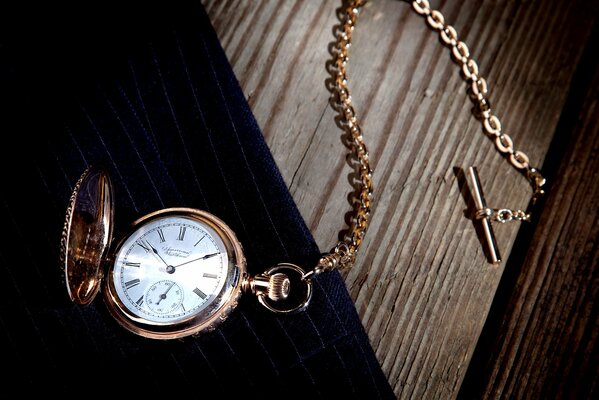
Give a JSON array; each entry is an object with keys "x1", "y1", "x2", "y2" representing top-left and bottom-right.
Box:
[{"x1": 60, "y1": 166, "x2": 312, "y2": 339}]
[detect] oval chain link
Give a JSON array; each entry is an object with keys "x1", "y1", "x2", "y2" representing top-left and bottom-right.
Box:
[
  {"x1": 309, "y1": 0, "x2": 546, "y2": 277},
  {"x1": 409, "y1": 0, "x2": 546, "y2": 195}
]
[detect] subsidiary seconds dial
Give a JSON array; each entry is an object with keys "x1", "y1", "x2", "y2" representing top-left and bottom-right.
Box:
[{"x1": 145, "y1": 280, "x2": 183, "y2": 315}]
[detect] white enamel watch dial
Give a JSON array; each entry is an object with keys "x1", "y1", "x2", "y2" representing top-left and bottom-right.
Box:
[
  {"x1": 104, "y1": 208, "x2": 246, "y2": 339},
  {"x1": 112, "y1": 215, "x2": 227, "y2": 323}
]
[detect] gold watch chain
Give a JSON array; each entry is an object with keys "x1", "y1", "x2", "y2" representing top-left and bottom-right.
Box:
[{"x1": 311, "y1": 0, "x2": 546, "y2": 277}]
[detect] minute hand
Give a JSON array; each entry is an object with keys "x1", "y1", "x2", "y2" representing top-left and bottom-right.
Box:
[{"x1": 172, "y1": 252, "x2": 220, "y2": 269}]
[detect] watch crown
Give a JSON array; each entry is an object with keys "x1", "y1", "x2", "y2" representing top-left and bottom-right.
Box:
[{"x1": 268, "y1": 273, "x2": 290, "y2": 302}]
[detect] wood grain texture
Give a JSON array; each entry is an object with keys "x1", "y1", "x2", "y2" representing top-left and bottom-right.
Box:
[
  {"x1": 462, "y1": 24, "x2": 599, "y2": 400},
  {"x1": 203, "y1": 0, "x2": 597, "y2": 397}
]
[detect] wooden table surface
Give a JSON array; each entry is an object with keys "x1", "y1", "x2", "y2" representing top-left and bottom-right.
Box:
[{"x1": 203, "y1": 0, "x2": 599, "y2": 398}]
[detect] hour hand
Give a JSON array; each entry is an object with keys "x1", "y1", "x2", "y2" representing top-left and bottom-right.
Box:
[{"x1": 141, "y1": 239, "x2": 170, "y2": 267}]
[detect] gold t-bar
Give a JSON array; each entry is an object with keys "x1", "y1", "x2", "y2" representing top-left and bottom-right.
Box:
[{"x1": 468, "y1": 166, "x2": 501, "y2": 264}]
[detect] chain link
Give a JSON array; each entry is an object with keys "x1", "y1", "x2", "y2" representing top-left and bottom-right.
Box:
[
  {"x1": 310, "y1": 0, "x2": 546, "y2": 277},
  {"x1": 410, "y1": 0, "x2": 546, "y2": 197},
  {"x1": 314, "y1": 0, "x2": 372, "y2": 274},
  {"x1": 476, "y1": 207, "x2": 531, "y2": 223}
]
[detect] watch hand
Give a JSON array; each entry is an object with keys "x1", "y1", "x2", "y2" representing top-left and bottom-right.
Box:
[
  {"x1": 144, "y1": 240, "x2": 170, "y2": 268},
  {"x1": 172, "y1": 252, "x2": 220, "y2": 269},
  {"x1": 156, "y1": 281, "x2": 176, "y2": 305}
]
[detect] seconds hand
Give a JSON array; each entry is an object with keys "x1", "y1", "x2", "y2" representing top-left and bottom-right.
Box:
[{"x1": 156, "y1": 281, "x2": 176, "y2": 305}]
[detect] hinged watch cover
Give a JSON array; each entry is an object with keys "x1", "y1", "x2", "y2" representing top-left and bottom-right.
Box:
[{"x1": 60, "y1": 166, "x2": 114, "y2": 305}]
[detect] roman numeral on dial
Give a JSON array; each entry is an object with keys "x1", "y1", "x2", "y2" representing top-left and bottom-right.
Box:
[
  {"x1": 137, "y1": 241, "x2": 151, "y2": 252},
  {"x1": 125, "y1": 278, "x2": 140, "y2": 290},
  {"x1": 124, "y1": 262, "x2": 141, "y2": 268},
  {"x1": 157, "y1": 228, "x2": 165, "y2": 243},
  {"x1": 202, "y1": 273, "x2": 218, "y2": 279},
  {"x1": 194, "y1": 235, "x2": 206, "y2": 247},
  {"x1": 193, "y1": 287, "x2": 207, "y2": 299},
  {"x1": 177, "y1": 226, "x2": 186, "y2": 241},
  {"x1": 136, "y1": 296, "x2": 144, "y2": 306}
]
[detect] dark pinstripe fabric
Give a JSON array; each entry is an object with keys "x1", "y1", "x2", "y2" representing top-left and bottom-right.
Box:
[{"x1": 0, "y1": 3, "x2": 394, "y2": 398}]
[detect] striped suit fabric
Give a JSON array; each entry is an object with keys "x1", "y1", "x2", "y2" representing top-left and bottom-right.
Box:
[{"x1": 0, "y1": 3, "x2": 394, "y2": 398}]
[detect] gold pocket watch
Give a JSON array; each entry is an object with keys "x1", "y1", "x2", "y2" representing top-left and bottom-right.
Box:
[{"x1": 60, "y1": 166, "x2": 311, "y2": 339}]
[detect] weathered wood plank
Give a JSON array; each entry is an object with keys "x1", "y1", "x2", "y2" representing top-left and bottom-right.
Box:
[
  {"x1": 461, "y1": 24, "x2": 599, "y2": 400},
  {"x1": 203, "y1": 0, "x2": 597, "y2": 397}
]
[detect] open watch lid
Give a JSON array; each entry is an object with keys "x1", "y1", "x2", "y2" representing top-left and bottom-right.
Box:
[{"x1": 60, "y1": 166, "x2": 114, "y2": 305}]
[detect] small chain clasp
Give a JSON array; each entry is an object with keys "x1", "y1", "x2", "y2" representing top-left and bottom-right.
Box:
[{"x1": 527, "y1": 168, "x2": 547, "y2": 204}]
